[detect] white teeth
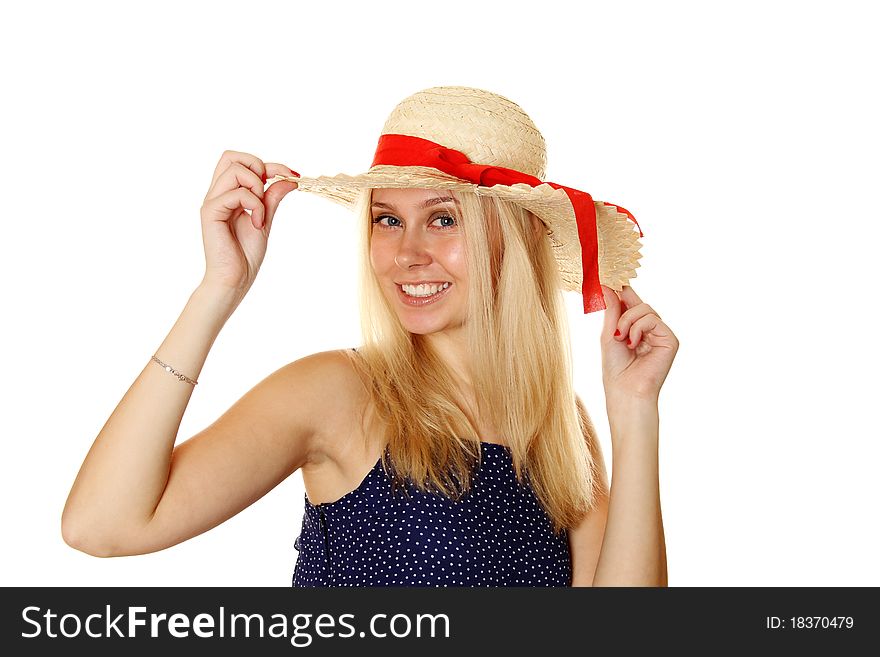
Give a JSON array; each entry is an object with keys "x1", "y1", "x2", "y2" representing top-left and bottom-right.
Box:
[{"x1": 402, "y1": 282, "x2": 450, "y2": 297}]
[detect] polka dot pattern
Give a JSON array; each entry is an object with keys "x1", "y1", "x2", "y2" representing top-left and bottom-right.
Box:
[{"x1": 291, "y1": 442, "x2": 571, "y2": 586}]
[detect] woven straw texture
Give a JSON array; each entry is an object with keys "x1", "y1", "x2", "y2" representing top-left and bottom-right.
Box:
[{"x1": 275, "y1": 86, "x2": 642, "y2": 293}]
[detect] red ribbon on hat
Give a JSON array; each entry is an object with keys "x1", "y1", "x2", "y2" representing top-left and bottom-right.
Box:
[{"x1": 371, "y1": 133, "x2": 642, "y2": 314}]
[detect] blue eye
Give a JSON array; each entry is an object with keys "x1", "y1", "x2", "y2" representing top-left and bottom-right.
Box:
[
  {"x1": 371, "y1": 215, "x2": 402, "y2": 228},
  {"x1": 435, "y1": 214, "x2": 456, "y2": 228}
]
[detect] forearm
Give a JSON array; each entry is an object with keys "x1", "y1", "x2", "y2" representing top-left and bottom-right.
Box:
[
  {"x1": 592, "y1": 401, "x2": 667, "y2": 587},
  {"x1": 61, "y1": 282, "x2": 240, "y2": 554}
]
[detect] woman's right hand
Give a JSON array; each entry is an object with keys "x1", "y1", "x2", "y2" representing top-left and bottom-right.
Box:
[{"x1": 199, "y1": 150, "x2": 298, "y2": 298}]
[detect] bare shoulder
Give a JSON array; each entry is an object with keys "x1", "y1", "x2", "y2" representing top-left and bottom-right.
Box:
[
  {"x1": 280, "y1": 348, "x2": 362, "y2": 390},
  {"x1": 287, "y1": 348, "x2": 372, "y2": 466}
]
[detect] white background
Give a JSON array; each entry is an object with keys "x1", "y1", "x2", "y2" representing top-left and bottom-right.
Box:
[{"x1": 2, "y1": 0, "x2": 877, "y2": 587}]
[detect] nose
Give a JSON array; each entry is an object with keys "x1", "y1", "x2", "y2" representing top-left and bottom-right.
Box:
[{"x1": 393, "y1": 231, "x2": 432, "y2": 270}]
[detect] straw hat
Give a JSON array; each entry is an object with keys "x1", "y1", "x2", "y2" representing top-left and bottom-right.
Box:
[{"x1": 273, "y1": 86, "x2": 643, "y2": 314}]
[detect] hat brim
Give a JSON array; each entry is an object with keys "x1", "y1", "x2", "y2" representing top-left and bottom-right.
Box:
[{"x1": 271, "y1": 166, "x2": 642, "y2": 293}]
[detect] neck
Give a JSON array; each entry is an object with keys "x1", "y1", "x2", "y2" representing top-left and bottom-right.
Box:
[
  {"x1": 421, "y1": 329, "x2": 473, "y2": 390},
  {"x1": 421, "y1": 330, "x2": 502, "y2": 442}
]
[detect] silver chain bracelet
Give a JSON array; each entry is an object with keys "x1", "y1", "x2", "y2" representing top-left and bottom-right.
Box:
[{"x1": 151, "y1": 355, "x2": 198, "y2": 386}]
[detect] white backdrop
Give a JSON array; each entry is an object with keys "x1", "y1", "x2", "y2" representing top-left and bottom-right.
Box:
[{"x1": 2, "y1": 0, "x2": 877, "y2": 586}]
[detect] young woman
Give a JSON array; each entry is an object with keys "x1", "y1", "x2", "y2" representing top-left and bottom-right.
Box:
[{"x1": 62, "y1": 87, "x2": 678, "y2": 587}]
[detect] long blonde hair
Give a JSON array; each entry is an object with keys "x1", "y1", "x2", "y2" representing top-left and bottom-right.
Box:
[{"x1": 342, "y1": 187, "x2": 603, "y2": 534}]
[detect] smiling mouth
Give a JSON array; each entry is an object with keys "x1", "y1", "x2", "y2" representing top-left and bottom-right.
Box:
[
  {"x1": 396, "y1": 282, "x2": 453, "y2": 306},
  {"x1": 398, "y1": 282, "x2": 451, "y2": 296}
]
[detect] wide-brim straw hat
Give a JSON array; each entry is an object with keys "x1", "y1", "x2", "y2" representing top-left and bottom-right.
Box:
[{"x1": 273, "y1": 86, "x2": 643, "y2": 314}]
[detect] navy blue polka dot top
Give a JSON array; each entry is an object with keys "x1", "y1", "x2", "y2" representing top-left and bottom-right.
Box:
[{"x1": 291, "y1": 426, "x2": 572, "y2": 586}]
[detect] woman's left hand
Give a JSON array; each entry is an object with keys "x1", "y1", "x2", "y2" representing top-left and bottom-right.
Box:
[{"x1": 600, "y1": 284, "x2": 679, "y2": 405}]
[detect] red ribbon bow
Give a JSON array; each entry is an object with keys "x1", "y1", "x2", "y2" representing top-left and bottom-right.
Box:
[{"x1": 371, "y1": 133, "x2": 642, "y2": 314}]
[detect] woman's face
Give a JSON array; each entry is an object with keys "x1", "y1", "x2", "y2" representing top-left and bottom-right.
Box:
[{"x1": 369, "y1": 188, "x2": 468, "y2": 336}]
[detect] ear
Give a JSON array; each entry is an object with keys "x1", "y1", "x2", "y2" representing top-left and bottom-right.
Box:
[{"x1": 528, "y1": 212, "x2": 545, "y2": 241}]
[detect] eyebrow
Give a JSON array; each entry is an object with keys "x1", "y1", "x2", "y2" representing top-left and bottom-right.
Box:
[{"x1": 371, "y1": 195, "x2": 460, "y2": 211}]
